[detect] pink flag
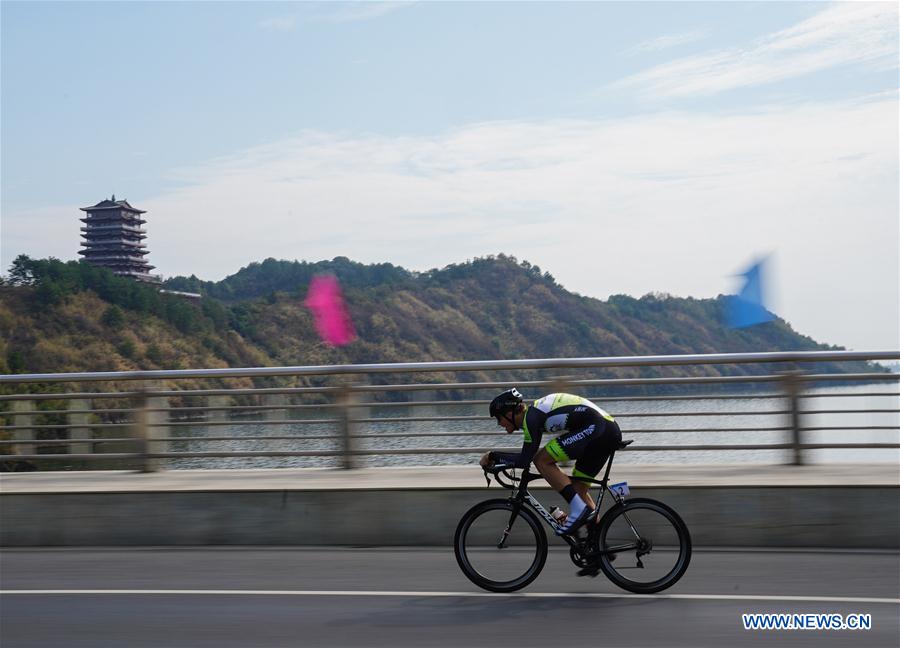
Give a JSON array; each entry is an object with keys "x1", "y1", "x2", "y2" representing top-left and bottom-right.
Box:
[{"x1": 304, "y1": 275, "x2": 356, "y2": 346}]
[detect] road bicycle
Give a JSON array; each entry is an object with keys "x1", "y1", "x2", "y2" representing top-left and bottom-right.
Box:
[{"x1": 454, "y1": 439, "x2": 692, "y2": 593}]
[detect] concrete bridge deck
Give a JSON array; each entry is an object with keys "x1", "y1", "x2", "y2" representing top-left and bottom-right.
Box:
[{"x1": 2, "y1": 462, "x2": 898, "y2": 493}]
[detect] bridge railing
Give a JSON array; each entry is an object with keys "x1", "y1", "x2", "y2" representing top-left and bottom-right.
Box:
[{"x1": 0, "y1": 350, "x2": 898, "y2": 471}]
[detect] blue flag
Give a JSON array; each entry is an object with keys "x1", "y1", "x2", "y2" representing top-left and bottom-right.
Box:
[{"x1": 727, "y1": 259, "x2": 775, "y2": 328}]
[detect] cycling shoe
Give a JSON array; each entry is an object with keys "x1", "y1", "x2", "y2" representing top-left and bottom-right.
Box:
[
  {"x1": 555, "y1": 506, "x2": 591, "y2": 536},
  {"x1": 576, "y1": 564, "x2": 600, "y2": 578}
]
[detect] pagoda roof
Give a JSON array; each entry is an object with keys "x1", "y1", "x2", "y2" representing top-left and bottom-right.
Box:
[{"x1": 80, "y1": 195, "x2": 146, "y2": 214}]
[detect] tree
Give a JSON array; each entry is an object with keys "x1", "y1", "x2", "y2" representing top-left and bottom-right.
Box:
[
  {"x1": 33, "y1": 281, "x2": 65, "y2": 306},
  {"x1": 6, "y1": 350, "x2": 26, "y2": 373},
  {"x1": 101, "y1": 305, "x2": 125, "y2": 328},
  {"x1": 146, "y1": 344, "x2": 164, "y2": 365},
  {"x1": 7, "y1": 255, "x2": 35, "y2": 286},
  {"x1": 117, "y1": 339, "x2": 137, "y2": 359}
]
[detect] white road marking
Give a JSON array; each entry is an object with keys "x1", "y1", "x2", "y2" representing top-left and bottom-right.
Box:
[{"x1": 0, "y1": 590, "x2": 897, "y2": 604}]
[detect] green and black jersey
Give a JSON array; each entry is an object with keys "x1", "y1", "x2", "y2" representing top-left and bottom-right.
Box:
[{"x1": 494, "y1": 393, "x2": 616, "y2": 470}]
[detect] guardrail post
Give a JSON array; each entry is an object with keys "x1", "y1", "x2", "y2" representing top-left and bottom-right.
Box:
[
  {"x1": 337, "y1": 383, "x2": 357, "y2": 470},
  {"x1": 134, "y1": 381, "x2": 168, "y2": 472},
  {"x1": 782, "y1": 371, "x2": 805, "y2": 466},
  {"x1": 11, "y1": 400, "x2": 35, "y2": 457},
  {"x1": 68, "y1": 399, "x2": 91, "y2": 456},
  {"x1": 551, "y1": 376, "x2": 573, "y2": 397}
]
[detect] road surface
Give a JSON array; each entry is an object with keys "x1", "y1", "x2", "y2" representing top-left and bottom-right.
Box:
[{"x1": 2, "y1": 547, "x2": 897, "y2": 647}]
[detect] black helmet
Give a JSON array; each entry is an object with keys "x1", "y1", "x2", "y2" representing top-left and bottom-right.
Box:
[{"x1": 489, "y1": 388, "x2": 523, "y2": 419}]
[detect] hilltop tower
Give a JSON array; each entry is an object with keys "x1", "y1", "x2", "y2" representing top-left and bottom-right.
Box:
[{"x1": 78, "y1": 195, "x2": 160, "y2": 283}]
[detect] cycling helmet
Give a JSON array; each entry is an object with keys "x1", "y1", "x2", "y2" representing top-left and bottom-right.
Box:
[{"x1": 489, "y1": 388, "x2": 524, "y2": 420}]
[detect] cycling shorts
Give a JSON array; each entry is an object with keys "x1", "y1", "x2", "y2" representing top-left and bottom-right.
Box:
[{"x1": 543, "y1": 417, "x2": 622, "y2": 481}]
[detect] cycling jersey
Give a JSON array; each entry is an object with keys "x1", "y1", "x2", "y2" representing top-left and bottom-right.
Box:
[{"x1": 492, "y1": 393, "x2": 619, "y2": 477}]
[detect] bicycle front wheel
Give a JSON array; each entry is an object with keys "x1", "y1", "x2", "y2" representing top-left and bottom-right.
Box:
[
  {"x1": 454, "y1": 499, "x2": 548, "y2": 593},
  {"x1": 595, "y1": 497, "x2": 691, "y2": 594}
]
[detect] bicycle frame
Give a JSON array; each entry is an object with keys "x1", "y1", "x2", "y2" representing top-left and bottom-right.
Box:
[{"x1": 501, "y1": 449, "x2": 626, "y2": 552}]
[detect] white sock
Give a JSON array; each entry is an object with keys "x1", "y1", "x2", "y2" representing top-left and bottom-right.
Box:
[{"x1": 568, "y1": 494, "x2": 587, "y2": 520}]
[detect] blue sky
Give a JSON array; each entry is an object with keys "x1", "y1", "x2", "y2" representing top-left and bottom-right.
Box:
[{"x1": 2, "y1": 1, "x2": 898, "y2": 352}]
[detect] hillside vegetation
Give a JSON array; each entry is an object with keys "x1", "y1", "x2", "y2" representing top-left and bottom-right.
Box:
[{"x1": 0, "y1": 254, "x2": 875, "y2": 382}]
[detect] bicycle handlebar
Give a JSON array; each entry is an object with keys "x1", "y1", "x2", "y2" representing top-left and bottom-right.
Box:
[
  {"x1": 483, "y1": 462, "x2": 549, "y2": 489},
  {"x1": 482, "y1": 462, "x2": 519, "y2": 489}
]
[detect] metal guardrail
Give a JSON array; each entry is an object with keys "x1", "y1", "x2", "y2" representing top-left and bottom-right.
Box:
[{"x1": 0, "y1": 351, "x2": 897, "y2": 471}]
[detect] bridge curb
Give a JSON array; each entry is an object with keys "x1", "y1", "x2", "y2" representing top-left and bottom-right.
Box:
[{"x1": 2, "y1": 484, "x2": 897, "y2": 548}]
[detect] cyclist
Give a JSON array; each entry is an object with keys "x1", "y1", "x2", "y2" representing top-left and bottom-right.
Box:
[{"x1": 481, "y1": 388, "x2": 622, "y2": 536}]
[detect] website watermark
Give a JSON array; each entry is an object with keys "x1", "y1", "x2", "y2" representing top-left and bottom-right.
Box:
[{"x1": 742, "y1": 612, "x2": 872, "y2": 631}]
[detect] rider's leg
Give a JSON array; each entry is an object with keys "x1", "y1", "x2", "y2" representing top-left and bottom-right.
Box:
[
  {"x1": 570, "y1": 469, "x2": 596, "y2": 510},
  {"x1": 536, "y1": 446, "x2": 591, "y2": 534},
  {"x1": 541, "y1": 431, "x2": 597, "y2": 507},
  {"x1": 534, "y1": 448, "x2": 583, "y2": 509},
  {"x1": 533, "y1": 447, "x2": 571, "y2": 491},
  {"x1": 571, "y1": 420, "x2": 621, "y2": 522}
]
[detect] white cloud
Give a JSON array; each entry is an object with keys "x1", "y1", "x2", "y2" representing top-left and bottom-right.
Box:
[
  {"x1": 258, "y1": 3, "x2": 414, "y2": 33},
  {"x1": 1, "y1": 204, "x2": 88, "y2": 266},
  {"x1": 623, "y1": 30, "x2": 708, "y2": 56},
  {"x1": 142, "y1": 95, "x2": 897, "y2": 350},
  {"x1": 259, "y1": 15, "x2": 296, "y2": 32},
  {"x1": 613, "y1": 2, "x2": 898, "y2": 99},
  {"x1": 3, "y1": 95, "x2": 897, "y2": 351},
  {"x1": 312, "y1": 1, "x2": 416, "y2": 24}
]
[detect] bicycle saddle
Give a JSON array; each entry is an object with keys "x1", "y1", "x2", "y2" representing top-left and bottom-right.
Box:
[{"x1": 617, "y1": 439, "x2": 634, "y2": 450}]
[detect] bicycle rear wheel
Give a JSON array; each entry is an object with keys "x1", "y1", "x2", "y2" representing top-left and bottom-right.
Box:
[
  {"x1": 454, "y1": 499, "x2": 548, "y2": 593},
  {"x1": 595, "y1": 497, "x2": 691, "y2": 594}
]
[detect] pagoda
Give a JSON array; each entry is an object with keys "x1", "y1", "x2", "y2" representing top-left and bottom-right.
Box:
[{"x1": 78, "y1": 195, "x2": 160, "y2": 283}]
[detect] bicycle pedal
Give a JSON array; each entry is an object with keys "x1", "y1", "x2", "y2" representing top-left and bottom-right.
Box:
[{"x1": 576, "y1": 566, "x2": 600, "y2": 578}]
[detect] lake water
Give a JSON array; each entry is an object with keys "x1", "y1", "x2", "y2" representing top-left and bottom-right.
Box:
[{"x1": 167, "y1": 383, "x2": 899, "y2": 469}]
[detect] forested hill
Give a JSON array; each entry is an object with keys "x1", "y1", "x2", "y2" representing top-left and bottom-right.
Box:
[
  {"x1": 165, "y1": 255, "x2": 837, "y2": 363},
  {"x1": 0, "y1": 254, "x2": 875, "y2": 378},
  {"x1": 164, "y1": 256, "x2": 413, "y2": 302}
]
